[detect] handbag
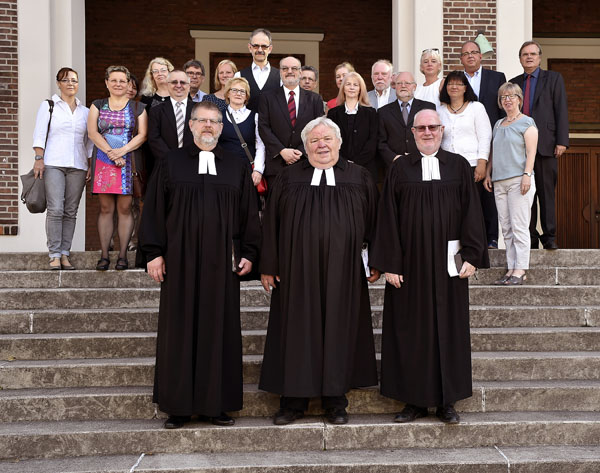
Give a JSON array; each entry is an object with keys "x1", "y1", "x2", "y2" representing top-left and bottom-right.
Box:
[
  {"x1": 130, "y1": 102, "x2": 146, "y2": 198},
  {"x1": 226, "y1": 109, "x2": 267, "y2": 195},
  {"x1": 21, "y1": 99, "x2": 54, "y2": 213}
]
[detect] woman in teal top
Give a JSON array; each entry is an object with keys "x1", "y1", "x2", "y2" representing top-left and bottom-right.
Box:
[{"x1": 484, "y1": 82, "x2": 538, "y2": 285}]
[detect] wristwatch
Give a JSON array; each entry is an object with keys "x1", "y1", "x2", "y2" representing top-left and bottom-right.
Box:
[
  {"x1": 34, "y1": 155, "x2": 44, "y2": 161},
  {"x1": 523, "y1": 171, "x2": 532, "y2": 177}
]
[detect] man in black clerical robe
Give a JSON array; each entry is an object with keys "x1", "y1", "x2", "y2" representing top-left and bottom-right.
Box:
[
  {"x1": 371, "y1": 109, "x2": 489, "y2": 425},
  {"x1": 140, "y1": 102, "x2": 261, "y2": 429},
  {"x1": 259, "y1": 117, "x2": 379, "y2": 426}
]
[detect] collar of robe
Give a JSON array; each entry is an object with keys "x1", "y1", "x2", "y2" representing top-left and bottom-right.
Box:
[
  {"x1": 198, "y1": 151, "x2": 217, "y2": 175},
  {"x1": 420, "y1": 153, "x2": 441, "y2": 181},
  {"x1": 311, "y1": 167, "x2": 336, "y2": 186}
]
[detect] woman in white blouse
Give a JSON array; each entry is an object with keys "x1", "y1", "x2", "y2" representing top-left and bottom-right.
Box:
[
  {"x1": 415, "y1": 48, "x2": 443, "y2": 107},
  {"x1": 32, "y1": 67, "x2": 93, "y2": 270}
]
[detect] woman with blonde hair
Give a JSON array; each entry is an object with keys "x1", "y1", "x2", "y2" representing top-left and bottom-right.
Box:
[
  {"x1": 326, "y1": 72, "x2": 379, "y2": 180},
  {"x1": 326, "y1": 61, "x2": 355, "y2": 111},
  {"x1": 415, "y1": 48, "x2": 443, "y2": 107},
  {"x1": 140, "y1": 57, "x2": 174, "y2": 109},
  {"x1": 202, "y1": 59, "x2": 238, "y2": 112}
]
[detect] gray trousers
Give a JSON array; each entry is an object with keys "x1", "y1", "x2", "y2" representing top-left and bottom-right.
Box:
[{"x1": 44, "y1": 166, "x2": 87, "y2": 258}]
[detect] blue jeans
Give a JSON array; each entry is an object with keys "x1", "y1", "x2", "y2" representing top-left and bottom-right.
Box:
[{"x1": 44, "y1": 166, "x2": 86, "y2": 258}]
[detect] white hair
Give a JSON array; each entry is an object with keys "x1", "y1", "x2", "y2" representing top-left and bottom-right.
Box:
[{"x1": 301, "y1": 117, "x2": 343, "y2": 148}]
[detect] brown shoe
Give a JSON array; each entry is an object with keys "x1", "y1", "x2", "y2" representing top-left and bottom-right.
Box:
[
  {"x1": 49, "y1": 257, "x2": 61, "y2": 270},
  {"x1": 60, "y1": 255, "x2": 75, "y2": 270}
]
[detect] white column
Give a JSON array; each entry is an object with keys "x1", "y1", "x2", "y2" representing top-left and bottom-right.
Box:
[
  {"x1": 5, "y1": 0, "x2": 87, "y2": 252},
  {"x1": 497, "y1": 0, "x2": 532, "y2": 80}
]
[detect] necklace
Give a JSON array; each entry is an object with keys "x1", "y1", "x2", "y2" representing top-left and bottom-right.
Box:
[
  {"x1": 505, "y1": 113, "x2": 521, "y2": 123},
  {"x1": 449, "y1": 102, "x2": 466, "y2": 114}
]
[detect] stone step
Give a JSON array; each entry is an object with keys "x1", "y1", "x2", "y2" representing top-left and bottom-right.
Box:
[
  {"x1": 5, "y1": 249, "x2": 600, "y2": 271},
  {"x1": 2, "y1": 305, "x2": 598, "y2": 335},
  {"x1": 3, "y1": 326, "x2": 600, "y2": 361},
  {"x1": 2, "y1": 266, "x2": 599, "y2": 288},
  {"x1": 3, "y1": 446, "x2": 600, "y2": 473},
  {"x1": 1, "y1": 380, "x2": 599, "y2": 423},
  {"x1": 1, "y1": 412, "x2": 599, "y2": 460},
  {"x1": 2, "y1": 352, "x2": 600, "y2": 389},
  {"x1": 3, "y1": 284, "x2": 600, "y2": 311}
]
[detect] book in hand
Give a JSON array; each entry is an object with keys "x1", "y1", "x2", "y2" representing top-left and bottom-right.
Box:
[
  {"x1": 447, "y1": 240, "x2": 462, "y2": 277},
  {"x1": 232, "y1": 240, "x2": 242, "y2": 272}
]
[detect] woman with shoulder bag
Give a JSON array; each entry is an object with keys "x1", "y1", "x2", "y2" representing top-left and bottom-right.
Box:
[
  {"x1": 88, "y1": 65, "x2": 147, "y2": 271},
  {"x1": 32, "y1": 67, "x2": 93, "y2": 270}
]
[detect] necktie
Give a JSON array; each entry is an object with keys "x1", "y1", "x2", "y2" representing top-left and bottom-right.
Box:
[
  {"x1": 522, "y1": 74, "x2": 531, "y2": 116},
  {"x1": 310, "y1": 167, "x2": 336, "y2": 186},
  {"x1": 175, "y1": 101, "x2": 184, "y2": 148},
  {"x1": 198, "y1": 151, "x2": 217, "y2": 175},
  {"x1": 288, "y1": 91, "x2": 296, "y2": 127},
  {"x1": 421, "y1": 154, "x2": 441, "y2": 181},
  {"x1": 401, "y1": 101, "x2": 409, "y2": 125}
]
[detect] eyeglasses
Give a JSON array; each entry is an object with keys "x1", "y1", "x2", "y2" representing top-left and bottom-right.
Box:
[
  {"x1": 151, "y1": 68, "x2": 169, "y2": 74},
  {"x1": 250, "y1": 43, "x2": 271, "y2": 50},
  {"x1": 301, "y1": 77, "x2": 316, "y2": 82},
  {"x1": 186, "y1": 71, "x2": 204, "y2": 77},
  {"x1": 190, "y1": 118, "x2": 222, "y2": 125},
  {"x1": 422, "y1": 48, "x2": 439, "y2": 54},
  {"x1": 461, "y1": 50, "x2": 481, "y2": 57},
  {"x1": 281, "y1": 66, "x2": 300, "y2": 72},
  {"x1": 169, "y1": 80, "x2": 189, "y2": 86},
  {"x1": 229, "y1": 88, "x2": 247, "y2": 95},
  {"x1": 413, "y1": 124, "x2": 443, "y2": 132},
  {"x1": 59, "y1": 79, "x2": 79, "y2": 84},
  {"x1": 500, "y1": 94, "x2": 518, "y2": 101},
  {"x1": 396, "y1": 81, "x2": 415, "y2": 87}
]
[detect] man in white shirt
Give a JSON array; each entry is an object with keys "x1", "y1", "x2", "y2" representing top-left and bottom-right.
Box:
[
  {"x1": 367, "y1": 60, "x2": 396, "y2": 110},
  {"x1": 183, "y1": 59, "x2": 206, "y2": 102},
  {"x1": 236, "y1": 28, "x2": 281, "y2": 112}
]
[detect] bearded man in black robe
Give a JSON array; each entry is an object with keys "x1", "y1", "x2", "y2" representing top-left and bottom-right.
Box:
[
  {"x1": 140, "y1": 101, "x2": 261, "y2": 429},
  {"x1": 371, "y1": 109, "x2": 489, "y2": 425},
  {"x1": 259, "y1": 117, "x2": 379, "y2": 426}
]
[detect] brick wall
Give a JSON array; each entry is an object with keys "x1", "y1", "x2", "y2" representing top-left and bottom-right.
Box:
[
  {"x1": 83, "y1": 0, "x2": 393, "y2": 250},
  {"x1": 443, "y1": 0, "x2": 498, "y2": 73},
  {"x1": 534, "y1": 0, "x2": 599, "y2": 35},
  {"x1": 0, "y1": 0, "x2": 18, "y2": 236}
]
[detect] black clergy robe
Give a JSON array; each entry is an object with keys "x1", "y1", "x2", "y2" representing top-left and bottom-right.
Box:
[
  {"x1": 370, "y1": 149, "x2": 489, "y2": 407},
  {"x1": 139, "y1": 143, "x2": 261, "y2": 417},
  {"x1": 259, "y1": 157, "x2": 378, "y2": 398}
]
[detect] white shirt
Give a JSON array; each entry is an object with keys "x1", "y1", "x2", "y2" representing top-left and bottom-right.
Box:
[
  {"x1": 191, "y1": 90, "x2": 206, "y2": 102},
  {"x1": 376, "y1": 87, "x2": 391, "y2": 109},
  {"x1": 234, "y1": 61, "x2": 273, "y2": 89},
  {"x1": 284, "y1": 85, "x2": 300, "y2": 115},
  {"x1": 170, "y1": 97, "x2": 187, "y2": 121},
  {"x1": 225, "y1": 105, "x2": 266, "y2": 174},
  {"x1": 437, "y1": 101, "x2": 492, "y2": 167},
  {"x1": 464, "y1": 66, "x2": 482, "y2": 98},
  {"x1": 415, "y1": 78, "x2": 442, "y2": 107},
  {"x1": 33, "y1": 94, "x2": 92, "y2": 171},
  {"x1": 344, "y1": 102, "x2": 359, "y2": 115},
  {"x1": 397, "y1": 97, "x2": 414, "y2": 114}
]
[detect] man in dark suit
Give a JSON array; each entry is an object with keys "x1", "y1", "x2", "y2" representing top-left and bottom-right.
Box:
[
  {"x1": 258, "y1": 56, "x2": 325, "y2": 188},
  {"x1": 378, "y1": 71, "x2": 436, "y2": 167},
  {"x1": 147, "y1": 70, "x2": 195, "y2": 163},
  {"x1": 236, "y1": 28, "x2": 280, "y2": 112},
  {"x1": 510, "y1": 40, "x2": 569, "y2": 250},
  {"x1": 461, "y1": 40, "x2": 506, "y2": 248}
]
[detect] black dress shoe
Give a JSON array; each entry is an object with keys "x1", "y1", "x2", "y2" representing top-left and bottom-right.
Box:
[
  {"x1": 530, "y1": 240, "x2": 540, "y2": 250},
  {"x1": 211, "y1": 412, "x2": 235, "y2": 426},
  {"x1": 325, "y1": 408, "x2": 348, "y2": 425},
  {"x1": 436, "y1": 405, "x2": 460, "y2": 424},
  {"x1": 543, "y1": 241, "x2": 559, "y2": 250},
  {"x1": 393, "y1": 404, "x2": 428, "y2": 423},
  {"x1": 163, "y1": 415, "x2": 190, "y2": 429},
  {"x1": 273, "y1": 408, "x2": 304, "y2": 425}
]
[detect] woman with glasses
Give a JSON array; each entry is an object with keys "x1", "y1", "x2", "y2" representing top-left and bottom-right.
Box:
[
  {"x1": 484, "y1": 83, "x2": 538, "y2": 285},
  {"x1": 218, "y1": 77, "x2": 266, "y2": 188},
  {"x1": 88, "y1": 65, "x2": 147, "y2": 271},
  {"x1": 32, "y1": 67, "x2": 93, "y2": 270},
  {"x1": 140, "y1": 57, "x2": 174, "y2": 109},
  {"x1": 326, "y1": 72, "x2": 379, "y2": 181},
  {"x1": 415, "y1": 48, "x2": 443, "y2": 107},
  {"x1": 326, "y1": 62, "x2": 355, "y2": 111},
  {"x1": 202, "y1": 59, "x2": 238, "y2": 112}
]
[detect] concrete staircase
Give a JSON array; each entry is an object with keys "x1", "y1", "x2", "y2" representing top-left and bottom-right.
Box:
[{"x1": 0, "y1": 250, "x2": 599, "y2": 472}]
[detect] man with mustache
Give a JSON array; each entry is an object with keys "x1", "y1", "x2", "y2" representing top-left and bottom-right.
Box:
[
  {"x1": 140, "y1": 101, "x2": 261, "y2": 430},
  {"x1": 258, "y1": 56, "x2": 324, "y2": 188},
  {"x1": 236, "y1": 28, "x2": 280, "y2": 112}
]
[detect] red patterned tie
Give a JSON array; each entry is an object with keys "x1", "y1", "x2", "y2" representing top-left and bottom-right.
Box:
[
  {"x1": 288, "y1": 91, "x2": 296, "y2": 127},
  {"x1": 522, "y1": 74, "x2": 531, "y2": 116}
]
